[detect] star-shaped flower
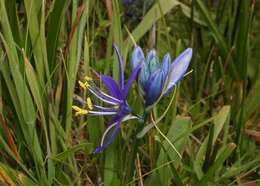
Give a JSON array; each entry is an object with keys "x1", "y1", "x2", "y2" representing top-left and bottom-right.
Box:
[{"x1": 73, "y1": 44, "x2": 142, "y2": 153}]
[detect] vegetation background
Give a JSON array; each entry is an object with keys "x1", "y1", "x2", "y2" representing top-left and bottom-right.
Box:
[{"x1": 0, "y1": 0, "x2": 259, "y2": 185}]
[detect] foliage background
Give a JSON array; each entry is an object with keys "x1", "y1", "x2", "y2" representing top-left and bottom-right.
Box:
[{"x1": 0, "y1": 0, "x2": 259, "y2": 185}]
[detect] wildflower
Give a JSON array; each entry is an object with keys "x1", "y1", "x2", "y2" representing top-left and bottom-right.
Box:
[
  {"x1": 131, "y1": 46, "x2": 192, "y2": 107},
  {"x1": 73, "y1": 44, "x2": 142, "y2": 153}
]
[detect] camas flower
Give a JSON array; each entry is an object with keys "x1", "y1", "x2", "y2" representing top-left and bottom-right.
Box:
[
  {"x1": 131, "y1": 46, "x2": 192, "y2": 107},
  {"x1": 73, "y1": 44, "x2": 142, "y2": 153}
]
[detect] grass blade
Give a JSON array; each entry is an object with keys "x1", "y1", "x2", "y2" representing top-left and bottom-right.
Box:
[{"x1": 198, "y1": 143, "x2": 236, "y2": 185}]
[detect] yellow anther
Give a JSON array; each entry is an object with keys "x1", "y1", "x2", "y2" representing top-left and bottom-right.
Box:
[
  {"x1": 72, "y1": 105, "x2": 88, "y2": 116},
  {"x1": 85, "y1": 81, "x2": 90, "y2": 87},
  {"x1": 78, "y1": 80, "x2": 87, "y2": 90},
  {"x1": 72, "y1": 105, "x2": 82, "y2": 112},
  {"x1": 113, "y1": 105, "x2": 119, "y2": 109},
  {"x1": 87, "y1": 97, "x2": 93, "y2": 110},
  {"x1": 84, "y1": 76, "x2": 92, "y2": 81}
]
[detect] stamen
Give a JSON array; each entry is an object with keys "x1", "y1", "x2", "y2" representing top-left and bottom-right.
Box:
[
  {"x1": 83, "y1": 79, "x2": 122, "y2": 104},
  {"x1": 88, "y1": 110, "x2": 117, "y2": 116},
  {"x1": 113, "y1": 105, "x2": 119, "y2": 109},
  {"x1": 87, "y1": 86, "x2": 121, "y2": 105},
  {"x1": 72, "y1": 105, "x2": 88, "y2": 116},
  {"x1": 94, "y1": 105, "x2": 115, "y2": 112},
  {"x1": 84, "y1": 76, "x2": 92, "y2": 81},
  {"x1": 85, "y1": 81, "x2": 90, "y2": 87},
  {"x1": 78, "y1": 80, "x2": 87, "y2": 89},
  {"x1": 92, "y1": 85, "x2": 121, "y2": 102},
  {"x1": 87, "y1": 97, "x2": 93, "y2": 110},
  {"x1": 72, "y1": 105, "x2": 82, "y2": 112}
]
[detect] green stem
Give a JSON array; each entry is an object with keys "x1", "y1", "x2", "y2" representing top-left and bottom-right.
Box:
[
  {"x1": 151, "y1": 115, "x2": 182, "y2": 159},
  {"x1": 126, "y1": 110, "x2": 148, "y2": 182}
]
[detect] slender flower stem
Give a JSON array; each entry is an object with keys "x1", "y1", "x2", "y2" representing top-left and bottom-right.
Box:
[
  {"x1": 126, "y1": 110, "x2": 148, "y2": 182},
  {"x1": 137, "y1": 86, "x2": 177, "y2": 138},
  {"x1": 151, "y1": 114, "x2": 182, "y2": 159}
]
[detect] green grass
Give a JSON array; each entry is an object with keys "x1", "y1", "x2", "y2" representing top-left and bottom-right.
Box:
[{"x1": 0, "y1": 0, "x2": 259, "y2": 185}]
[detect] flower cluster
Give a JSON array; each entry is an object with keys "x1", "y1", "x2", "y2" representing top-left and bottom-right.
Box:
[
  {"x1": 131, "y1": 46, "x2": 192, "y2": 107},
  {"x1": 73, "y1": 44, "x2": 192, "y2": 153}
]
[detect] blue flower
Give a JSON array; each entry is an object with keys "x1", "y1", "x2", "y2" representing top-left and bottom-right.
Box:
[
  {"x1": 131, "y1": 46, "x2": 193, "y2": 107},
  {"x1": 73, "y1": 44, "x2": 142, "y2": 153}
]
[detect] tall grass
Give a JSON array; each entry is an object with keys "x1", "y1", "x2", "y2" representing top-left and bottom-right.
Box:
[{"x1": 0, "y1": 0, "x2": 259, "y2": 185}]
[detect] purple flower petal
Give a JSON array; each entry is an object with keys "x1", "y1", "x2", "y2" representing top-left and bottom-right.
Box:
[
  {"x1": 88, "y1": 86, "x2": 121, "y2": 105},
  {"x1": 144, "y1": 69, "x2": 165, "y2": 106},
  {"x1": 161, "y1": 53, "x2": 171, "y2": 79},
  {"x1": 115, "y1": 101, "x2": 131, "y2": 119},
  {"x1": 147, "y1": 50, "x2": 160, "y2": 74},
  {"x1": 131, "y1": 46, "x2": 145, "y2": 70},
  {"x1": 122, "y1": 64, "x2": 142, "y2": 99},
  {"x1": 93, "y1": 105, "x2": 116, "y2": 112},
  {"x1": 146, "y1": 49, "x2": 157, "y2": 64},
  {"x1": 94, "y1": 119, "x2": 122, "y2": 153},
  {"x1": 163, "y1": 48, "x2": 192, "y2": 94},
  {"x1": 113, "y1": 44, "x2": 124, "y2": 90},
  {"x1": 100, "y1": 75, "x2": 121, "y2": 99},
  {"x1": 139, "y1": 63, "x2": 150, "y2": 90}
]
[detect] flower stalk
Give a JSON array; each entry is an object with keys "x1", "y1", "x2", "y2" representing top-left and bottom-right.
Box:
[{"x1": 127, "y1": 109, "x2": 148, "y2": 182}]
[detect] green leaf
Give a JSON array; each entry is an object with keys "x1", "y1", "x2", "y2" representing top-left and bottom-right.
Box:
[
  {"x1": 198, "y1": 143, "x2": 236, "y2": 185},
  {"x1": 46, "y1": 0, "x2": 70, "y2": 71},
  {"x1": 146, "y1": 116, "x2": 192, "y2": 185},
  {"x1": 0, "y1": 1, "x2": 44, "y2": 180},
  {"x1": 23, "y1": 0, "x2": 47, "y2": 84},
  {"x1": 194, "y1": 106, "x2": 231, "y2": 179},
  {"x1": 245, "y1": 80, "x2": 260, "y2": 120},
  {"x1": 53, "y1": 142, "x2": 93, "y2": 161}
]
